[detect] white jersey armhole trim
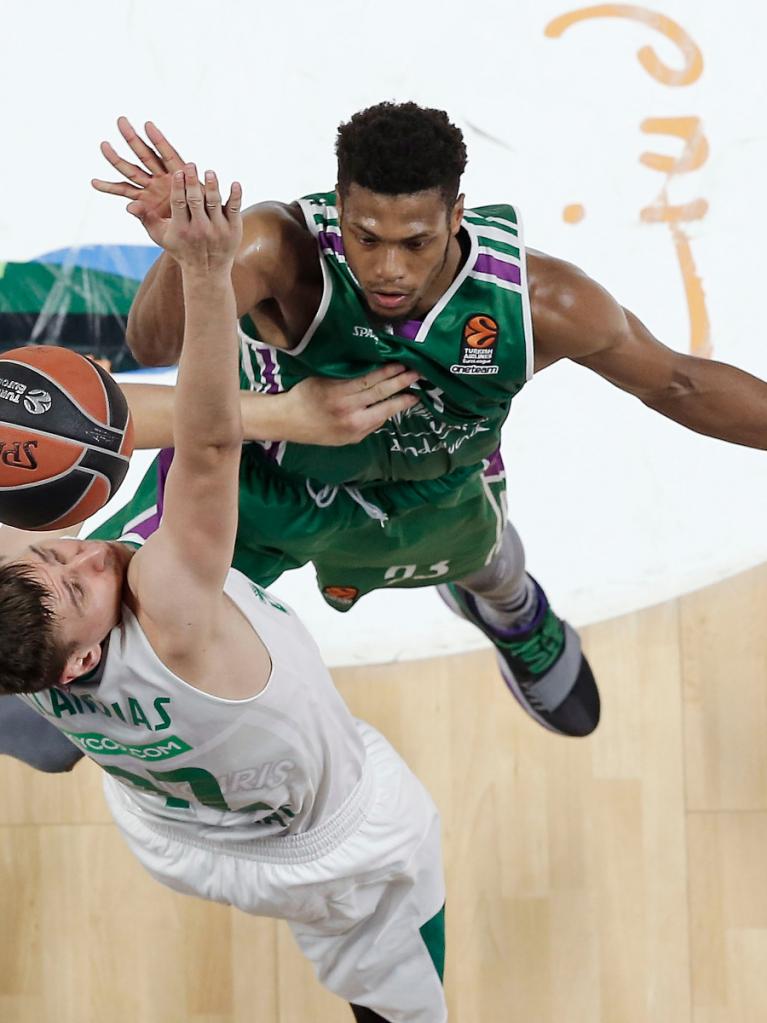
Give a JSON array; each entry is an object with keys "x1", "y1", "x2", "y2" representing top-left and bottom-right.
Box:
[
  {"x1": 284, "y1": 197, "x2": 334, "y2": 358},
  {"x1": 511, "y1": 205, "x2": 535, "y2": 381},
  {"x1": 235, "y1": 199, "x2": 332, "y2": 361}
]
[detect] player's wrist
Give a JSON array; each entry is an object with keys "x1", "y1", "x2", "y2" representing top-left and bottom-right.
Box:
[
  {"x1": 179, "y1": 263, "x2": 234, "y2": 287},
  {"x1": 241, "y1": 390, "x2": 287, "y2": 442}
]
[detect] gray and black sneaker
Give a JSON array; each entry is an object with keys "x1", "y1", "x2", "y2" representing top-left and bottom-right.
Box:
[{"x1": 438, "y1": 577, "x2": 600, "y2": 737}]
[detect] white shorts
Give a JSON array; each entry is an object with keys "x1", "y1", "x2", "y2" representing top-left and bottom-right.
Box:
[{"x1": 103, "y1": 721, "x2": 447, "y2": 1023}]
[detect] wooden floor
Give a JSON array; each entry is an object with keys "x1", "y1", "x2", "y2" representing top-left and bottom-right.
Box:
[{"x1": 1, "y1": 564, "x2": 766, "y2": 1022}]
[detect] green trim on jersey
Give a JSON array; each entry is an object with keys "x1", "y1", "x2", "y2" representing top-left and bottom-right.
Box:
[
  {"x1": 419, "y1": 903, "x2": 446, "y2": 982},
  {"x1": 239, "y1": 191, "x2": 533, "y2": 487}
]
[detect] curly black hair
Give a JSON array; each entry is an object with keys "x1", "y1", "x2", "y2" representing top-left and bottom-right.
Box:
[
  {"x1": 336, "y1": 101, "x2": 467, "y2": 206},
  {"x1": 0, "y1": 560, "x2": 72, "y2": 694}
]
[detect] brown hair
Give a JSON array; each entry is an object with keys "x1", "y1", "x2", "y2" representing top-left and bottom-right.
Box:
[{"x1": 0, "y1": 560, "x2": 72, "y2": 694}]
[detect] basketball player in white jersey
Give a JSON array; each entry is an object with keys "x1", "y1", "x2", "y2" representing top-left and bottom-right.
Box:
[{"x1": 0, "y1": 167, "x2": 446, "y2": 1023}]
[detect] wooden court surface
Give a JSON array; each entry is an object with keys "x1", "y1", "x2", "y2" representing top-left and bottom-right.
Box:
[{"x1": 1, "y1": 564, "x2": 766, "y2": 1022}]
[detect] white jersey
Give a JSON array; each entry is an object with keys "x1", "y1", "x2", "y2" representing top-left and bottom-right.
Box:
[{"x1": 20, "y1": 569, "x2": 365, "y2": 840}]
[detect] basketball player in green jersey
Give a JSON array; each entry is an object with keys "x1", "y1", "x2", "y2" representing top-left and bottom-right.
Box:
[{"x1": 92, "y1": 101, "x2": 767, "y2": 740}]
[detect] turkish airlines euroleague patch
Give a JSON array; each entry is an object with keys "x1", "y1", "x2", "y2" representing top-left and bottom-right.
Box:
[
  {"x1": 322, "y1": 585, "x2": 360, "y2": 611},
  {"x1": 451, "y1": 314, "x2": 500, "y2": 375}
]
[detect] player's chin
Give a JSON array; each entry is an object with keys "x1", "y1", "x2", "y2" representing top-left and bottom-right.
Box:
[{"x1": 364, "y1": 292, "x2": 418, "y2": 320}]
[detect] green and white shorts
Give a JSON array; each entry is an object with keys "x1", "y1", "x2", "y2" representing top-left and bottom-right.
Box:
[{"x1": 105, "y1": 721, "x2": 447, "y2": 1022}]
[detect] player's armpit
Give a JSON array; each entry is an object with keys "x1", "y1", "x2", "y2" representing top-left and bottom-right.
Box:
[{"x1": 126, "y1": 202, "x2": 293, "y2": 366}]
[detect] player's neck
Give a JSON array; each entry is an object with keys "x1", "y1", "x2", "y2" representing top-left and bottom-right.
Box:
[{"x1": 413, "y1": 230, "x2": 467, "y2": 319}]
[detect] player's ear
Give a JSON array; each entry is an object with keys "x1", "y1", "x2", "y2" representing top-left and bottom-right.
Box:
[
  {"x1": 450, "y1": 194, "x2": 465, "y2": 235},
  {"x1": 58, "y1": 643, "x2": 103, "y2": 686},
  {"x1": 335, "y1": 186, "x2": 344, "y2": 219}
]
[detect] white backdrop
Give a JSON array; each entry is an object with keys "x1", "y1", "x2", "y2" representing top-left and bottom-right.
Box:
[{"x1": 2, "y1": 0, "x2": 765, "y2": 664}]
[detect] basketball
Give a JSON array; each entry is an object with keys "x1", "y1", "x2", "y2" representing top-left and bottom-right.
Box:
[{"x1": 0, "y1": 346, "x2": 134, "y2": 529}]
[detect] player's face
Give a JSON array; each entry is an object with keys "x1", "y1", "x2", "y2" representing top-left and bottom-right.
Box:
[
  {"x1": 338, "y1": 183, "x2": 464, "y2": 321},
  {"x1": 19, "y1": 539, "x2": 130, "y2": 652}
]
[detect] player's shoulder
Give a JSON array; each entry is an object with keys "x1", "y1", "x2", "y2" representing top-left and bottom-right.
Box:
[
  {"x1": 527, "y1": 247, "x2": 611, "y2": 313},
  {"x1": 238, "y1": 200, "x2": 316, "y2": 282},
  {"x1": 527, "y1": 248, "x2": 625, "y2": 362},
  {"x1": 240, "y1": 200, "x2": 310, "y2": 248}
]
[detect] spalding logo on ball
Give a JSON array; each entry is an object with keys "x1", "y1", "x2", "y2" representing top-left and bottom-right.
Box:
[{"x1": 0, "y1": 346, "x2": 134, "y2": 529}]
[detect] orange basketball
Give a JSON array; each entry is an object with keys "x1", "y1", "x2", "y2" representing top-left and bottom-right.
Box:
[{"x1": 0, "y1": 346, "x2": 134, "y2": 529}]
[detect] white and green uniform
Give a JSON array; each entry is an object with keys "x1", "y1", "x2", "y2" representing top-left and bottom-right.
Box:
[
  {"x1": 95, "y1": 193, "x2": 533, "y2": 610},
  {"x1": 18, "y1": 566, "x2": 446, "y2": 1022}
]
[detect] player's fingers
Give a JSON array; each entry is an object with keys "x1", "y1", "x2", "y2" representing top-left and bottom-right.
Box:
[
  {"x1": 358, "y1": 368, "x2": 420, "y2": 406},
  {"x1": 128, "y1": 203, "x2": 161, "y2": 234},
  {"x1": 224, "y1": 180, "x2": 242, "y2": 220},
  {"x1": 117, "y1": 116, "x2": 166, "y2": 174},
  {"x1": 360, "y1": 392, "x2": 420, "y2": 432},
  {"x1": 145, "y1": 121, "x2": 185, "y2": 170},
  {"x1": 184, "y1": 164, "x2": 205, "y2": 222},
  {"x1": 203, "y1": 170, "x2": 224, "y2": 223},
  {"x1": 169, "y1": 169, "x2": 189, "y2": 223},
  {"x1": 340, "y1": 363, "x2": 409, "y2": 398},
  {"x1": 100, "y1": 141, "x2": 152, "y2": 185},
  {"x1": 126, "y1": 200, "x2": 147, "y2": 220},
  {"x1": 91, "y1": 179, "x2": 141, "y2": 200},
  {"x1": 347, "y1": 365, "x2": 419, "y2": 406}
]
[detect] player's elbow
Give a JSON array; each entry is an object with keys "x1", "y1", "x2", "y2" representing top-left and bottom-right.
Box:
[
  {"x1": 126, "y1": 309, "x2": 182, "y2": 368},
  {"x1": 204, "y1": 427, "x2": 245, "y2": 454},
  {"x1": 182, "y1": 437, "x2": 243, "y2": 476},
  {"x1": 126, "y1": 323, "x2": 181, "y2": 367}
]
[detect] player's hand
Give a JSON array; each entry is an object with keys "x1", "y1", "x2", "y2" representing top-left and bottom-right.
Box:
[
  {"x1": 278, "y1": 364, "x2": 421, "y2": 446},
  {"x1": 134, "y1": 165, "x2": 242, "y2": 272},
  {"x1": 91, "y1": 117, "x2": 185, "y2": 223}
]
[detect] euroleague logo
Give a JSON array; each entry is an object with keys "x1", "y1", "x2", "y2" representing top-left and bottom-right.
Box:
[
  {"x1": 451, "y1": 314, "x2": 500, "y2": 375},
  {"x1": 464, "y1": 315, "x2": 498, "y2": 349},
  {"x1": 322, "y1": 585, "x2": 360, "y2": 611},
  {"x1": 23, "y1": 389, "x2": 52, "y2": 415},
  {"x1": 0, "y1": 376, "x2": 53, "y2": 413}
]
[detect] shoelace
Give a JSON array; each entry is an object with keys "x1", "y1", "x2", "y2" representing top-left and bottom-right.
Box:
[{"x1": 505, "y1": 613, "x2": 564, "y2": 677}]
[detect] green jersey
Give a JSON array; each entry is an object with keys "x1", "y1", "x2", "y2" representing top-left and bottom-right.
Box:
[{"x1": 239, "y1": 191, "x2": 533, "y2": 487}]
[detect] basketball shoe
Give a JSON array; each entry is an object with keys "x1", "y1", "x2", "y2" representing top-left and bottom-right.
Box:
[{"x1": 437, "y1": 576, "x2": 600, "y2": 737}]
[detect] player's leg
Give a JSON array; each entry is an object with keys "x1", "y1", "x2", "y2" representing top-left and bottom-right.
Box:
[
  {"x1": 349, "y1": 1006, "x2": 393, "y2": 1022},
  {"x1": 442, "y1": 519, "x2": 600, "y2": 737},
  {"x1": 307, "y1": 452, "x2": 599, "y2": 737},
  {"x1": 288, "y1": 724, "x2": 447, "y2": 1023},
  {"x1": 104, "y1": 723, "x2": 447, "y2": 1023}
]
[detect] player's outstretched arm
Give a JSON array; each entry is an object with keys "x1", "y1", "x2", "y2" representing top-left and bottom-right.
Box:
[
  {"x1": 530, "y1": 253, "x2": 767, "y2": 449},
  {"x1": 120, "y1": 363, "x2": 419, "y2": 450},
  {"x1": 127, "y1": 166, "x2": 245, "y2": 653}
]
